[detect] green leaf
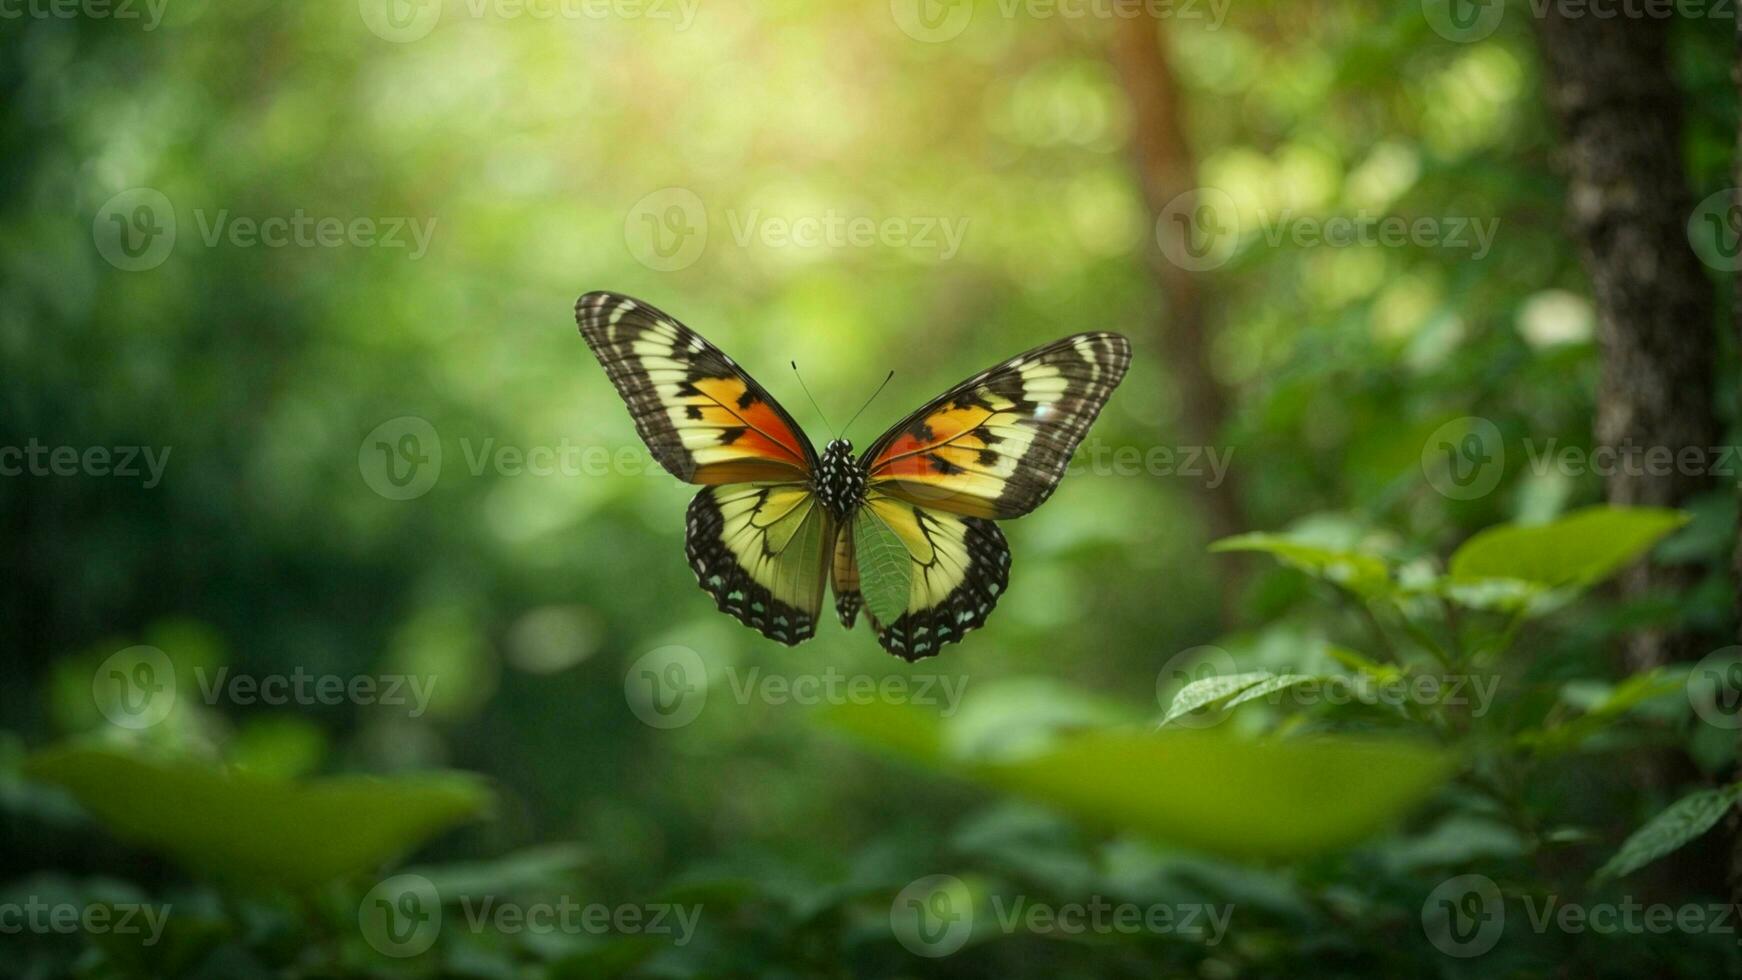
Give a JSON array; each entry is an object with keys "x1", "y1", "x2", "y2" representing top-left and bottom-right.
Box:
[
  {"x1": 853, "y1": 511, "x2": 913, "y2": 625},
  {"x1": 1515, "y1": 667, "x2": 1687, "y2": 755},
  {"x1": 822, "y1": 704, "x2": 1453, "y2": 860},
  {"x1": 1158, "y1": 672, "x2": 1273, "y2": 726},
  {"x1": 1221, "y1": 673, "x2": 1321, "y2": 712},
  {"x1": 985, "y1": 728, "x2": 1451, "y2": 859},
  {"x1": 1157, "y1": 672, "x2": 1320, "y2": 727},
  {"x1": 24, "y1": 743, "x2": 492, "y2": 886},
  {"x1": 1447, "y1": 506, "x2": 1690, "y2": 590},
  {"x1": 1595, "y1": 783, "x2": 1742, "y2": 882},
  {"x1": 1211, "y1": 533, "x2": 1392, "y2": 598}
]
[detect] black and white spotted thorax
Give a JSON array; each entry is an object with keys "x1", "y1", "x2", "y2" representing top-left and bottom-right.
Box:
[{"x1": 814, "y1": 439, "x2": 867, "y2": 519}]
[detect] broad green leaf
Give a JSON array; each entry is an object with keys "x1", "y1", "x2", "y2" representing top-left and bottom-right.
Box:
[
  {"x1": 1211, "y1": 533, "x2": 1391, "y2": 598},
  {"x1": 1595, "y1": 783, "x2": 1742, "y2": 882},
  {"x1": 853, "y1": 511, "x2": 913, "y2": 625},
  {"x1": 1447, "y1": 506, "x2": 1689, "y2": 590},
  {"x1": 985, "y1": 728, "x2": 1451, "y2": 859},
  {"x1": 24, "y1": 743, "x2": 492, "y2": 886},
  {"x1": 823, "y1": 704, "x2": 1453, "y2": 859}
]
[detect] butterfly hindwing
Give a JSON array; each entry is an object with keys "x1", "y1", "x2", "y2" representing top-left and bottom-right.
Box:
[
  {"x1": 854, "y1": 492, "x2": 1010, "y2": 662},
  {"x1": 577, "y1": 291, "x2": 817, "y2": 484},
  {"x1": 686, "y1": 483, "x2": 834, "y2": 645},
  {"x1": 860, "y1": 333, "x2": 1131, "y2": 519}
]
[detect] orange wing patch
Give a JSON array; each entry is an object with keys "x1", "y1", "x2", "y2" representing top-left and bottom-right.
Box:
[
  {"x1": 862, "y1": 333, "x2": 1130, "y2": 519},
  {"x1": 578, "y1": 291, "x2": 817, "y2": 484}
]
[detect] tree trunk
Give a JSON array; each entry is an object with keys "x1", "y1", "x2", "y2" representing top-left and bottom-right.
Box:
[
  {"x1": 1535, "y1": 11, "x2": 1724, "y2": 900},
  {"x1": 1108, "y1": 19, "x2": 1245, "y2": 576},
  {"x1": 1533, "y1": 13, "x2": 1720, "y2": 673}
]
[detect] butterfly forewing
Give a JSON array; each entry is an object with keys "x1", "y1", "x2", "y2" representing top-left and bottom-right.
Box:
[
  {"x1": 576, "y1": 291, "x2": 817, "y2": 484},
  {"x1": 860, "y1": 332, "x2": 1131, "y2": 519}
]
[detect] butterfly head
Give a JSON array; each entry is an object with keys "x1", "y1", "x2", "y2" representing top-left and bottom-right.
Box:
[{"x1": 815, "y1": 439, "x2": 864, "y2": 519}]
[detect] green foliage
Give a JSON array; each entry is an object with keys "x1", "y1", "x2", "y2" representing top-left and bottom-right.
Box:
[
  {"x1": 825, "y1": 700, "x2": 1453, "y2": 859},
  {"x1": 24, "y1": 743, "x2": 491, "y2": 887},
  {"x1": 1596, "y1": 783, "x2": 1742, "y2": 883},
  {"x1": 1157, "y1": 671, "x2": 1322, "y2": 727},
  {"x1": 1211, "y1": 535, "x2": 1391, "y2": 598},
  {"x1": 1447, "y1": 506, "x2": 1691, "y2": 589}
]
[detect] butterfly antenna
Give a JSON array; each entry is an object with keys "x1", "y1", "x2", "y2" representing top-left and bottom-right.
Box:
[
  {"x1": 790, "y1": 362, "x2": 837, "y2": 439},
  {"x1": 841, "y1": 370, "x2": 895, "y2": 441}
]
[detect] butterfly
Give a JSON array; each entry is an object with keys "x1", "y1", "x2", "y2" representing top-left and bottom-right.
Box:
[{"x1": 576, "y1": 290, "x2": 1131, "y2": 661}]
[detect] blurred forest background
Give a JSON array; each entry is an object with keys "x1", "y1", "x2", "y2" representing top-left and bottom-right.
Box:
[{"x1": 3, "y1": 0, "x2": 1741, "y2": 976}]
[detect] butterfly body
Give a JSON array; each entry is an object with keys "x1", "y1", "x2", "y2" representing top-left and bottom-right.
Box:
[
  {"x1": 813, "y1": 439, "x2": 866, "y2": 519},
  {"x1": 577, "y1": 290, "x2": 1130, "y2": 661}
]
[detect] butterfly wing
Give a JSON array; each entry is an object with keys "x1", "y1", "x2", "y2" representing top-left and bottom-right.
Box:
[
  {"x1": 848, "y1": 492, "x2": 1010, "y2": 661},
  {"x1": 577, "y1": 291, "x2": 818, "y2": 484},
  {"x1": 859, "y1": 333, "x2": 1131, "y2": 519},
  {"x1": 687, "y1": 482, "x2": 834, "y2": 645}
]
